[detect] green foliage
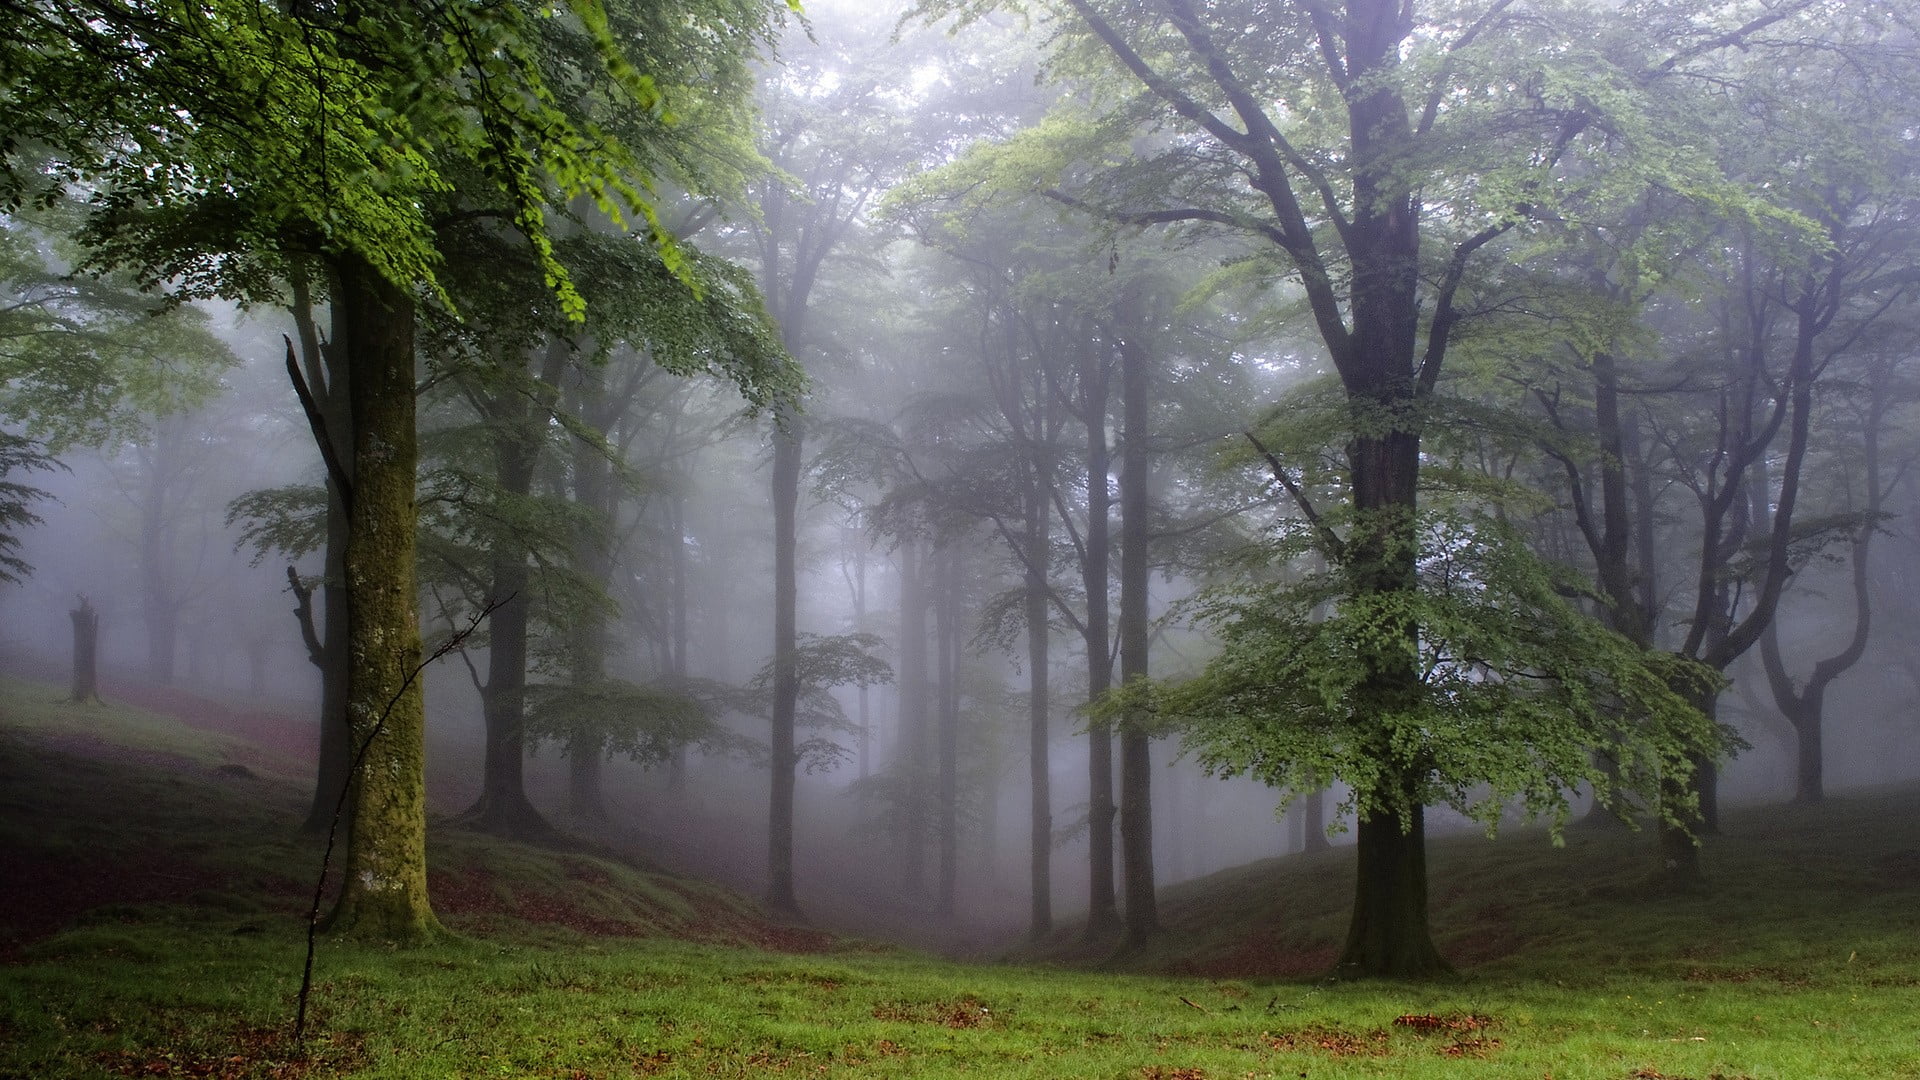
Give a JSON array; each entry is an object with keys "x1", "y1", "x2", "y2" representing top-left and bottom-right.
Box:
[
  {"x1": 524, "y1": 678, "x2": 736, "y2": 766},
  {"x1": 0, "y1": 214, "x2": 234, "y2": 450},
  {"x1": 225, "y1": 484, "x2": 329, "y2": 566},
  {"x1": 1143, "y1": 509, "x2": 1723, "y2": 837},
  {"x1": 3, "y1": 0, "x2": 794, "y2": 315},
  {"x1": 746, "y1": 632, "x2": 894, "y2": 734},
  {"x1": 0, "y1": 433, "x2": 59, "y2": 585}
]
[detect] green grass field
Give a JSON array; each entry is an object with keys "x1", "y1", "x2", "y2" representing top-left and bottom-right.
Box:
[{"x1": 2, "y1": 676, "x2": 1916, "y2": 1078}]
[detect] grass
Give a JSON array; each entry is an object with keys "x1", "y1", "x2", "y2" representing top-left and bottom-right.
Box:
[{"x1": 2, "y1": 676, "x2": 1918, "y2": 1078}]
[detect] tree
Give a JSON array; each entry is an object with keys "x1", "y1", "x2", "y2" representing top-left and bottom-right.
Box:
[
  {"x1": 5, "y1": 0, "x2": 795, "y2": 941},
  {"x1": 916, "y1": 0, "x2": 1826, "y2": 974}
]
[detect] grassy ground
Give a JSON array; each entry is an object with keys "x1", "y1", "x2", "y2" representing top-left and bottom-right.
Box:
[{"x1": 2, "y1": 676, "x2": 1917, "y2": 1078}]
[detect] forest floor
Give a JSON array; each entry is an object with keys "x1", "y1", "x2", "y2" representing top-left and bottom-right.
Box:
[{"x1": 1, "y1": 676, "x2": 1917, "y2": 1078}]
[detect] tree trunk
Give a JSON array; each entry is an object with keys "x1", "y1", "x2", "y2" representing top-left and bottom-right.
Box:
[
  {"x1": 1116, "y1": 332, "x2": 1157, "y2": 947},
  {"x1": 897, "y1": 537, "x2": 929, "y2": 894},
  {"x1": 1656, "y1": 681, "x2": 1717, "y2": 891},
  {"x1": 1337, "y1": 802, "x2": 1446, "y2": 977},
  {"x1": 291, "y1": 264, "x2": 355, "y2": 836},
  {"x1": 767, "y1": 417, "x2": 803, "y2": 916},
  {"x1": 667, "y1": 489, "x2": 690, "y2": 793},
  {"x1": 569, "y1": 739, "x2": 607, "y2": 820},
  {"x1": 1079, "y1": 352, "x2": 1118, "y2": 939},
  {"x1": 1300, "y1": 786, "x2": 1329, "y2": 854},
  {"x1": 935, "y1": 544, "x2": 960, "y2": 917},
  {"x1": 565, "y1": 379, "x2": 617, "y2": 823},
  {"x1": 324, "y1": 251, "x2": 438, "y2": 943},
  {"x1": 69, "y1": 597, "x2": 100, "y2": 703},
  {"x1": 461, "y1": 344, "x2": 562, "y2": 840},
  {"x1": 1025, "y1": 479, "x2": 1052, "y2": 938},
  {"x1": 1792, "y1": 711, "x2": 1824, "y2": 804}
]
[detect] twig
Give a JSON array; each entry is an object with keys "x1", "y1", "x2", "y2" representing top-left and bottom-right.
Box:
[
  {"x1": 294, "y1": 594, "x2": 510, "y2": 1041},
  {"x1": 1178, "y1": 995, "x2": 1211, "y2": 1014}
]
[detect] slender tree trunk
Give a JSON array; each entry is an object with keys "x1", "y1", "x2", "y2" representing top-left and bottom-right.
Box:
[
  {"x1": 667, "y1": 489, "x2": 690, "y2": 793},
  {"x1": 897, "y1": 537, "x2": 929, "y2": 894},
  {"x1": 1116, "y1": 332, "x2": 1157, "y2": 946},
  {"x1": 767, "y1": 417, "x2": 803, "y2": 916},
  {"x1": 566, "y1": 400, "x2": 616, "y2": 822},
  {"x1": 462, "y1": 345, "x2": 561, "y2": 839},
  {"x1": 292, "y1": 265, "x2": 355, "y2": 835},
  {"x1": 1025, "y1": 479, "x2": 1052, "y2": 938},
  {"x1": 1080, "y1": 356, "x2": 1118, "y2": 939},
  {"x1": 69, "y1": 597, "x2": 100, "y2": 703},
  {"x1": 325, "y1": 251, "x2": 437, "y2": 943},
  {"x1": 935, "y1": 545, "x2": 960, "y2": 917}
]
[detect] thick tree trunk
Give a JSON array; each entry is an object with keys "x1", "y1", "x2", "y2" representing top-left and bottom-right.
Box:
[
  {"x1": 1337, "y1": 803, "x2": 1446, "y2": 978},
  {"x1": 1025, "y1": 480, "x2": 1052, "y2": 939},
  {"x1": 1116, "y1": 333, "x2": 1156, "y2": 947},
  {"x1": 69, "y1": 597, "x2": 100, "y2": 703},
  {"x1": 767, "y1": 418, "x2": 803, "y2": 916},
  {"x1": 324, "y1": 251, "x2": 438, "y2": 943}
]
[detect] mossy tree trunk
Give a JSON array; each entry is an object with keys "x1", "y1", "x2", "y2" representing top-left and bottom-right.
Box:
[{"x1": 325, "y1": 251, "x2": 438, "y2": 943}]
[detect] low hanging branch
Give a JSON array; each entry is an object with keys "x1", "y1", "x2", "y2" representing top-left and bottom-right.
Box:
[
  {"x1": 293, "y1": 594, "x2": 510, "y2": 1042},
  {"x1": 1243, "y1": 430, "x2": 1345, "y2": 564},
  {"x1": 285, "y1": 566, "x2": 326, "y2": 670},
  {"x1": 282, "y1": 335, "x2": 353, "y2": 506}
]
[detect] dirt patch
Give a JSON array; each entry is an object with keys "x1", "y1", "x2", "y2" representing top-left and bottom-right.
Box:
[
  {"x1": 1393, "y1": 1013, "x2": 1502, "y2": 1057},
  {"x1": 1174, "y1": 934, "x2": 1338, "y2": 979},
  {"x1": 93, "y1": 1024, "x2": 365, "y2": 1079},
  {"x1": 1140, "y1": 1068, "x2": 1208, "y2": 1080},
  {"x1": 870, "y1": 994, "x2": 996, "y2": 1028},
  {"x1": 1263, "y1": 1025, "x2": 1391, "y2": 1056}
]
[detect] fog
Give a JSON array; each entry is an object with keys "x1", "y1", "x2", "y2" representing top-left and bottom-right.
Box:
[{"x1": 3, "y1": 0, "x2": 1918, "y2": 967}]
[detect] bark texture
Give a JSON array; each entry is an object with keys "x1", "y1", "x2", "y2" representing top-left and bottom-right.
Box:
[{"x1": 325, "y1": 251, "x2": 438, "y2": 943}]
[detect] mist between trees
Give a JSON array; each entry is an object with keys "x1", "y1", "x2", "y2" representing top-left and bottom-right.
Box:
[{"x1": 2, "y1": 0, "x2": 1918, "y2": 978}]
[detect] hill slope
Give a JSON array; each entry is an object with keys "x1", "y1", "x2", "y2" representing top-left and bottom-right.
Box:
[
  {"x1": 1024, "y1": 787, "x2": 1920, "y2": 985},
  {"x1": 0, "y1": 676, "x2": 831, "y2": 958}
]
